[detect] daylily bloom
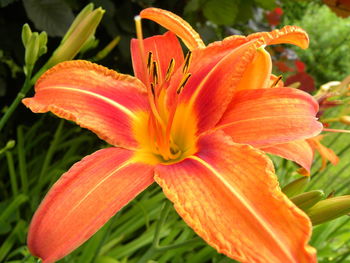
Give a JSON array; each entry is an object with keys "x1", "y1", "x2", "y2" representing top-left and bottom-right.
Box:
[{"x1": 23, "y1": 8, "x2": 323, "y2": 263}]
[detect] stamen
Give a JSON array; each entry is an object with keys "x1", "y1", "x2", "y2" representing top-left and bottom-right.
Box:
[
  {"x1": 147, "y1": 51, "x2": 153, "y2": 73},
  {"x1": 150, "y1": 83, "x2": 156, "y2": 97},
  {"x1": 177, "y1": 73, "x2": 192, "y2": 94},
  {"x1": 165, "y1": 58, "x2": 175, "y2": 81},
  {"x1": 182, "y1": 51, "x2": 192, "y2": 73},
  {"x1": 152, "y1": 61, "x2": 159, "y2": 85},
  {"x1": 147, "y1": 115, "x2": 156, "y2": 151},
  {"x1": 272, "y1": 75, "x2": 282, "y2": 88}
]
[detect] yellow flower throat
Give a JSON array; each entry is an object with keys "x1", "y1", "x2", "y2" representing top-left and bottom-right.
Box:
[{"x1": 133, "y1": 16, "x2": 197, "y2": 164}]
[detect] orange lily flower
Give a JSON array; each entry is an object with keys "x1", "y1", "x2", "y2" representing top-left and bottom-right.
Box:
[{"x1": 24, "y1": 8, "x2": 323, "y2": 263}]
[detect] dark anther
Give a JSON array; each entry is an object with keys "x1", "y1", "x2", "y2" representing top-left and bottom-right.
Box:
[
  {"x1": 177, "y1": 73, "x2": 192, "y2": 94},
  {"x1": 165, "y1": 58, "x2": 175, "y2": 81},
  {"x1": 152, "y1": 61, "x2": 159, "y2": 85},
  {"x1": 182, "y1": 51, "x2": 192, "y2": 73},
  {"x1": 147, "y1": 51, "x2": 153, "y2": 73}
]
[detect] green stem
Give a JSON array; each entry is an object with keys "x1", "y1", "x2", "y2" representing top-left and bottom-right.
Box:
[
  {"x1": 156, "y1": 238, "x2": 201, "y2": 251},
  {"x1": 136, "y1": 247, "x2": 157, "y2": 263},
  {"x1": 17, "y1": 126, "x2": 28, "y2": 194},
  {"x1": 38, "y1": 120, "x2": 65, "y2": 186},
  {"x1": 136, "y1": 202, "x2": 171, "y2": 263},
  {"x1": 153, "y1": 202, "x2": 171, "y2": 247},
  {"x1": 0, "y1": 69, "x2": 33, "y2": 132},
  {"x1": 6, "y1": 151, "x2": 18, "y2": 196},
  {"x1": 31, "y1": 65, "x2": 47, "y2": 85}
]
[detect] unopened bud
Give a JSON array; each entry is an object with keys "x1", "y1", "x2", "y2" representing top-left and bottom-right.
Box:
[
  {"x1": 24, "y1": 32, "x2": 40, "y2": 73},
  {"x1": 6, "y1": 140, "x2": 15, "y2": 149},
  {"x1": 38, "y1": 31, "x2": 48, "y2": 56},
  {"x1": 62, "y1": 3, "x2": 95, "y2": 43},
  {"x1": 21, "y1": 23, "x2": 32, "y2": 47},
  {"x1": 46, "y1": 6, "x2": 105, "y2": 68},
  {"x1": 307, "y1": 195, "x2": 350, "y2": 225},
  {"x1": 290, "y1": 190, "x2": 324, "y2": 211},
  {"x1": 282, "y1": 176, "x2": 310, "y2": 198},
  {"x1": 0, "y1": 140, "x2": 16, "y2": 155},
  {"x1": 339, "y1": 116, "x2": 350, "y2": 125}
]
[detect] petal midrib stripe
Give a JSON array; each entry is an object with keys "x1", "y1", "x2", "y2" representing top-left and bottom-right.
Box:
[
  {"x1": 40, "y1": 86, "x2": 138, "y2": 119},
  {"x1": 189, "y1": 155, "x2": 297, "y2": 263},
  {"x1": 216, "y1": 115, "x2": 318, "y2": 130}
]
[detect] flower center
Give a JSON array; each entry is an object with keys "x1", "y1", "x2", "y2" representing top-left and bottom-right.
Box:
[
  {"x1": 134, "y1": 16, "x2": 196, "y2": 163},
  {"x1": 143, "y1": 51, "x2": 194, "y2": 162}
]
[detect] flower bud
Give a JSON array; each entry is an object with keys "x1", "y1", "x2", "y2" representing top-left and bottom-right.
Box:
[
  {"x1": 339, "y1": 116, "x2": 350, "y2": 125},
  {"x1": 61, "y1": 3, "x2": 94, "y2": 43},
  {"x1": 0, "y1": 140, "x2": 15, "y2": 155},
  {"x1": 45, "y1": 6, "x2": 105, "y2": 68},
  {"x1": 24, "y1": 32, "x2": 40, "y2": 74},
  {"x1": 282, "y1": 176, "x2": 310, "y2": 198},
  {"x1": 21, "y1": 23, "x2": 32, "y2": 47},
  {"x1": 290, "y1": 190, "x2": 324, "y2": 211},
  {"x1": 306, "y1": 195, "x2": 350, "y2": 225},
  {"x1": 38, "y1": 31, "x2": 48, "y2": 57},
  {"x1": 6, "y1": 140, "x2": 15, "y2": 149}
]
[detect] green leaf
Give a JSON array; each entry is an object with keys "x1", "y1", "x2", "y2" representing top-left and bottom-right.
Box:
[
  {"x1": 23, "y1": 0, "x2": 74, "y2": 37},
  {"x1": 184, "y1": 0, "x2": 201, "y2": 14},
  {"x1": 235, "y1": 0, "x2": 254, "y2": 23},
  {"x1": 202, "y1": 0, "x2": 239, "y2": 25},
  {"x1": 254, "y1": 0, "x2": 276, "y2": 10},
  {"x1": 0, "y1": 0, "x2": 16, "y2": 8},
  {"x1": 95, "y1": 256, "x2": 120, "y2": 263}
]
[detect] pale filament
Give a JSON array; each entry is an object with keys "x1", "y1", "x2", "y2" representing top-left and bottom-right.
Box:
[{"x1": 134, "y1": 16, "x2": 192, "y2": 160}]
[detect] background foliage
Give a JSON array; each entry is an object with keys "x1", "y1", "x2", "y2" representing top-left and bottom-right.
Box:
[{"x1": 1, "y1": 0, "x2": 350, "y2": 262}]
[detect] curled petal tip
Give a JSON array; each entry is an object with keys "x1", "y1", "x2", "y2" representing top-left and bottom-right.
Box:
[
  {"x1": 248, "y1": 25, "x2": 310, "y2": 49},
  {"x1": 140, "y1": 7, "x2": 205, "y2": 50}
]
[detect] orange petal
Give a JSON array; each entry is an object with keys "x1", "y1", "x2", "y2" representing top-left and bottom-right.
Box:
[
  {"x1": 22, "y1": 60, "x2": 149, "y2": 149},
  {"x1": 307, "y1": 135, "x2": 339, "y2": 170},
  {"x1": 235, "y1": 47, "x2": 272, "y2": 91},
  {"x1": 140, "y1": 8, "x2": 205, "y2": 50},
  {"x1": 131, "y1": 31, "x2": 184, "y2": 85},
  {"x1": 247, "y1": 25, "x2": 309, "y2": 49},
  {"x1": 28, "y1": 147, "x2": 155, "y2": 263},
  {"x1": 169, "y1": 38, "x2": 265, "y2": 134},
  {"x1": 155, "y1": 131, "x2": 316, "y2": 263},
  {"x1": 261, "y1": 140, "x2": 314, "y2": 172},
  {"x1": 217, "y1": 87, "x2": 323, "y2": 147}
]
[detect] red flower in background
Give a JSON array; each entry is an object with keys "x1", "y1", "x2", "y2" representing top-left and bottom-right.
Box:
[
  {"x1": 285, "y1": 60, "x2": 315, "y2": 93},
  {"x1": 266, "y1": 7, "x2": 284, "y2": 26}
]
